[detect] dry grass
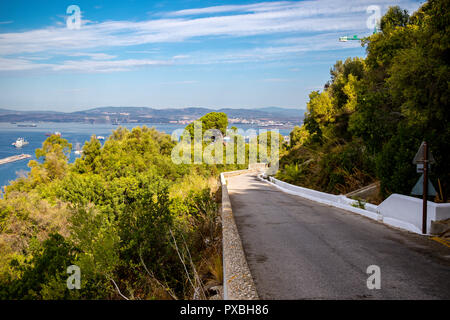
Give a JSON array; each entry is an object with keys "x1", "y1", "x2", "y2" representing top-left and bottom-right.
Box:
[
  {"x1": 169, "y1": 173, "x2": 218, "y2": 199},
  {"x1": 199, "y1": 246, "x2": 223, "y2": 286},
  {"x1": 0, "y1": 191, "x2": 70, "y2": 253}
]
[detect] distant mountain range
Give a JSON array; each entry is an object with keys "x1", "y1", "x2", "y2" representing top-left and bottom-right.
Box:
[{"x1": 0, "y1": 106, "x2": 305, "y2": 125}]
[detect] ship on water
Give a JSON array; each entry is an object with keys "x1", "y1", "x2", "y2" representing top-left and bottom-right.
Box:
[
  {"x1": 12, "y1": 138, "x2": 29, "y2": 148},
  {"x1": 73, "y1": 142, "x2": 83, "y2": 155}
]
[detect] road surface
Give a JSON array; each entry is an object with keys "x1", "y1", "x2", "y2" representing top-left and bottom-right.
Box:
[{"x1": 226, "y1": 173, "x2": 450, "y2": 299}]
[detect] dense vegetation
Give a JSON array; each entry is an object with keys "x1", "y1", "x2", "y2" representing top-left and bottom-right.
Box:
[
  {"x1": 2, "y1": 0, "x2": 448, "y2": 299},
  {"x1": 0, "y1": 114, "x2": 247, "y2": 299},
  {"x1": 278, "y1": 0, "x2": 449, "y2": 202}
]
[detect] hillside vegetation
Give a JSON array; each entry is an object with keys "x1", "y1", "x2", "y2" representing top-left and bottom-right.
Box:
[
  {"x1": 0, "y1": 115, "x2": 247, "y2": 299},
  {"x1": 278, "y1": 1, "x2": 449, "y2": 202}
]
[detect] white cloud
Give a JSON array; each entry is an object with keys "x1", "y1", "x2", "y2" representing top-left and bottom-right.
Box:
[
  {"x1": 0, "y1": 0, "x2": 421, "y2": 55},
  {"x1": 67, "y1": 52, "x2": 117, "y2": 60},
  {"x1": 0, "y1": 56, "x2": 171, "y2": 72},
  {"x1": 125, "y1": 49, "x2": 160, "y2": 54},
  {"x1": 51, "y1": 58, "x2": 172, "y2": 73},
  {"x1": 175, "y1": 35, "x2": 362, "y2": 66},
  {"x1": 172, "y1": 55, "x2": 190, "y2": 59},
  {"x1": 166, "y1": 1, "x2": 297, "y2": 17},
  {"x1": 0, "y1": 0, "x2": 422, "y2": 72},
  {"x1": 0, "y1": 57, "x2": 50, "y2": 71}
]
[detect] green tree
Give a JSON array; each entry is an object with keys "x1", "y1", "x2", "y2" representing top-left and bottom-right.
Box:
[
  {"x1": 0, "y1": 233, "x2": 77, "y2": 300},
  {"x1": 185, "y1": 112, "x2": 228, "y2": 137},
  {"x1": 290, "y1": 125, "x2": 310, "y2": 147},
  {"x1": 380, "y1": 6, "x2": 410, "y2": 32},
  {"x1": 279, "y1": 0, "x2": 450, "y2": 199},
  {"x1": 75, "y1": 135, "x2": 102, "y2": 173}
]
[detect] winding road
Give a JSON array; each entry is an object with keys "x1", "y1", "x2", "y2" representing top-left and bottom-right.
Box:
[{"x1": 226, "y1": 173, "x2": 450, "y2": 299}]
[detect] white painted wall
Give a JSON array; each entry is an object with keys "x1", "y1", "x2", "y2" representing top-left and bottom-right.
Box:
[
  {"x1": 269, "y1": 177, "x2": 338, "y2": 203},
  {"x1": 378, "y1": 194, "x2": 450, "y2": 234},
  {"x1": 266, "y1": 176, "x2": 380, "y2": 221},
  {"x1": 264, "y1": 175, "x2": 450, "y2": 235}
]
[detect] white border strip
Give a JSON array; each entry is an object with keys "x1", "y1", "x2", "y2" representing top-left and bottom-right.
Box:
[
  {"x1": 258, "y1": 174, "x2": 442, "y2": 235},
  {"x1": 258, "y1": 174, "x2": 381, "y2": 221}
]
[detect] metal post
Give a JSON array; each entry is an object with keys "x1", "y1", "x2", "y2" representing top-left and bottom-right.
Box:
[{"x1": 422, "y1": 141, "x2": 428, "y2": 234}]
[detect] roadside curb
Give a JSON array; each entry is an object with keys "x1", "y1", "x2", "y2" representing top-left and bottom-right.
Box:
[{"x1": 220, "y1": 170, "x2": 259, "y2": 300}]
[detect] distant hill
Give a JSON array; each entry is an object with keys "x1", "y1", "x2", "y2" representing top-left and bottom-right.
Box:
[
  {"x1": 0, "y1": 106, "x2": 305, "y2": 125},
  {"x1": 255, "y1": 107, "x2": 304, "y2": 117}
]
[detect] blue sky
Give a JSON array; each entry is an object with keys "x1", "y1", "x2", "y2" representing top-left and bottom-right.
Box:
[{"x1": 0, "y1": 0, "x2": 422, "y2": 112}]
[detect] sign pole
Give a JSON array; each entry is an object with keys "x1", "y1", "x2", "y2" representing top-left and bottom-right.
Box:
[
  {"x1": 422, "y1": 141, "x2": 428, "y2": 234},
  {"x1": 412, "y1": 140, "x2": 436, "y2": 232}
]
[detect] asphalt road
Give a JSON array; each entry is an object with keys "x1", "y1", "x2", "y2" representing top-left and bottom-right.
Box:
[{"x1": 226, "y1": 173, "x2": 450, "y2": 299}]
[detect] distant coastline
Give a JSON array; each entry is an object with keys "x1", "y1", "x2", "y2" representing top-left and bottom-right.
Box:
[{"x1": 0, "y1": 106, "x2": 303, "y2": 128}]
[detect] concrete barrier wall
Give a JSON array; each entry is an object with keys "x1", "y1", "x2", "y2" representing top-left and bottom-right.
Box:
[
  {"x1": 269, "y1": 176, "x2": 339, "y2": 203},
  {"x1": 268, "y1": 176, "x2": 377, "y2": 213},
  {"x1": 436, "y1": 204, "x2": 450, "y2": 221},
  {"x1": 264, "y1": 175, "x2": 450, "y2": 235},
  {"x1": 266, "y1": 176, "x2": 380, "y2": 221},
  {"x1": 220, "y1": 171, "x2": 259, "y2": 300},
  {"x1": 336, "y1": 195, "x2": 379, "y2": 213},
  {"x1": 378, "y1": 194, "x2": 450, "y2": 234}
]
